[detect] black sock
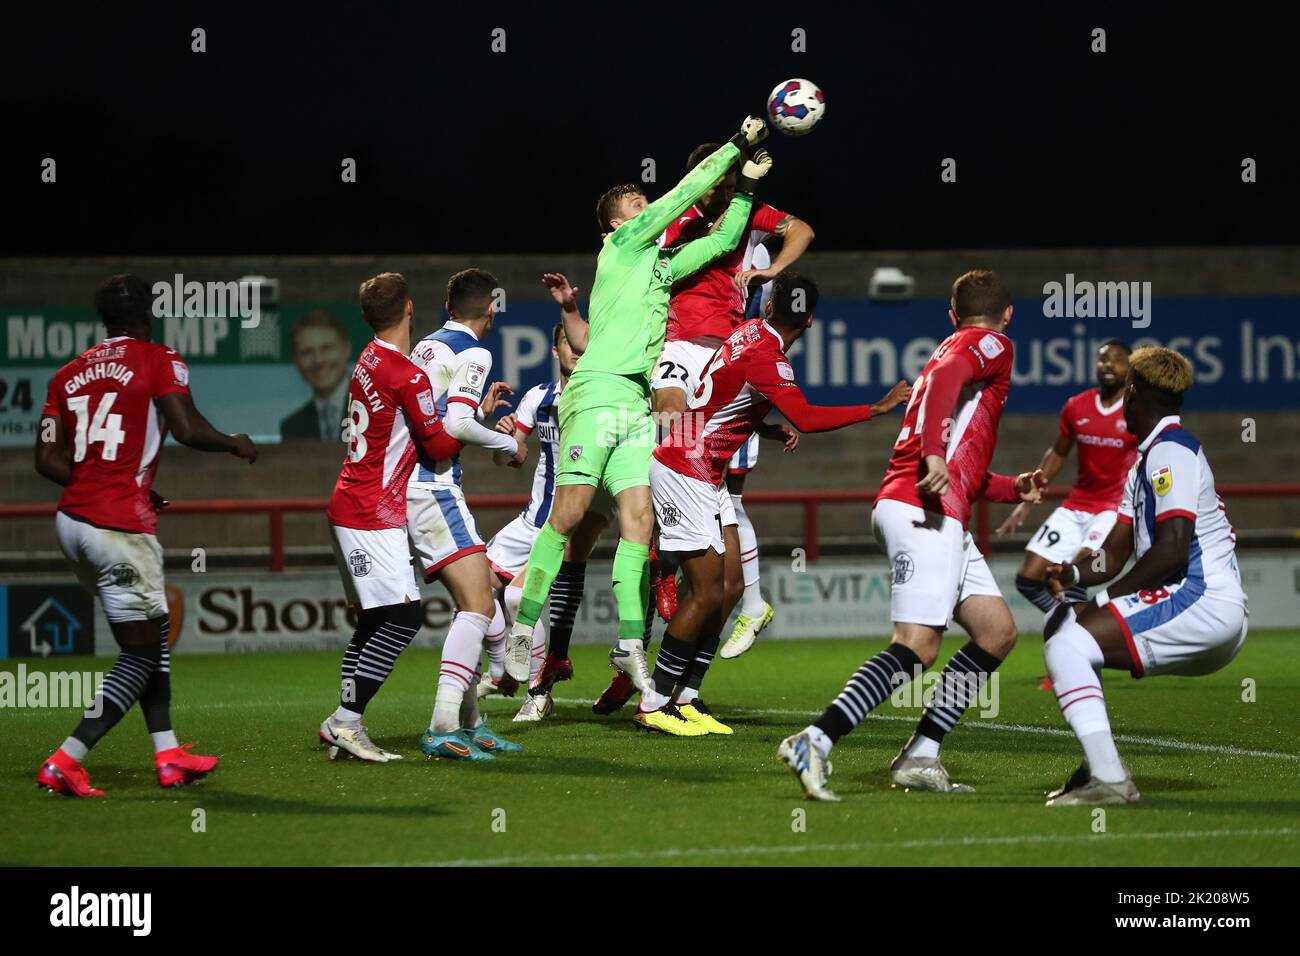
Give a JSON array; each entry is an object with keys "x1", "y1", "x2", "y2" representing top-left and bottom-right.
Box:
[
  {"x1": 1061, "y1": 585, "x2": 1087, "y2": 604},
  {"x1": 915, "y1": 641, "x2": 1003, "y2": 743},
  {"x1": 343, "y1": 602, "x2": 420, "y2": 715},
  {"x1": 683, "y1": 629, "x2": 721, "y2": 694},
  {"x1": 1015, "y1": 574, "x2": 1057, "y2": 613},
  {"x1": 138, "y1": 617, "x2": 172, "y2": 735},
  {"x1": 815, "y1": 643, "x2": 922, "y2": 743},
  {"x1": 649, "y1": 633, "x2": 694, "y2": 698},
  {"x1": 73, "y1": 643, "x2": 161, "y2": 751},
  {"x1": 547, "y1": 561, "x2": 586, "y2": 659}
]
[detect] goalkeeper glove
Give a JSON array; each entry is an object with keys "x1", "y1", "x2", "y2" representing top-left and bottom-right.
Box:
[
  {"x1": 735, "y1": 148, "x2": 773, "y2": 196},
  {"x1": 728, "y1": 115, "x2": 769, "y2": 151}
]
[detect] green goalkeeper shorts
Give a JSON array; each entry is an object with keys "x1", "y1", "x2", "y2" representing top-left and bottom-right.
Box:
[{"x1": 555, "y1": 370, "x2": 655, "y2": 498}]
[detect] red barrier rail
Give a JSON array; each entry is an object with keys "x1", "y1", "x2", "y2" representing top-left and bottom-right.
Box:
[{"x1": 3, "y1": 483, "x2": 1298, "y2": 570}]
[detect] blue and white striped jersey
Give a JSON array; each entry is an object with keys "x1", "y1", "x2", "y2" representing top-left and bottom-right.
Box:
[
  {"x1": 407, "y1": 320, "x2": 493, "y2": 488},
  {"x1": 514, "y1": 380, "x2": 562, "y2": 527}
]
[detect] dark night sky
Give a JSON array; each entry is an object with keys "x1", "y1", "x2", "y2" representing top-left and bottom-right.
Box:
[{"x1": 2, "y1": 4, "x2": 1296, "y2": 257}]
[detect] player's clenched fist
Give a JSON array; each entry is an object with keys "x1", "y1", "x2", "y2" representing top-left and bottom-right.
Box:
[
  {"x1": 870, "y1": 380, "x2": 911, "y2": 416},
  {"x1": 231, "y1": 434, "x2": 258, "y2": 463},
  {"x1": 729, "y1": 115, "x2": 769, "y2": 150}
]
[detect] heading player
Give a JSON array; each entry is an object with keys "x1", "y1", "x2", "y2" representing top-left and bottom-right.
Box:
[
  {"x1": 319, "y1": 272, "x2": 463, "y2": 763},
  {"x1": 640, "y1": 273, "x2": 909, "y2": 735},
  {"x1": 780, "y1": 270, "x2": 1047, "y2": 801},
  {"x1": 998, "y1": 340, "x2": 1138, "y2": 612},
  {"x1": 35, "y1": 274, "x2": 258, "y2": 798},
  {"x1": 1041, "y1": 347, "x2": 1247, "y2": 806},
  {"x1": 650, "y1": 141, "x2": 815, "y2": 654},
  {"x1": 502, "y1": 116, "x2": 773, "y2": 694},
  {"x1": 406, "y1": 268, "x2": 527, "y2": 760}
]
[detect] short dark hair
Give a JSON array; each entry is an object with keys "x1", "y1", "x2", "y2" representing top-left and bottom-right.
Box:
[
  {"x1": 290, "y1": 309, "x2": 349, "y2": 352},
  {"x1": 951, "y1": 270, "x2": 1011, "y2": 323},
  {"x1": 95, "y1": 274, "x2": 152, "y2": 330},
  {"x1": 1100, "y1": 338, "x2": 1131, "y2": 354},
  {"x1": 446, "y1": 268, "x2": 498, "y2": 320},
  {"x1": 552, "y1": 321, "x2": 565, "y2": 349},
  {"x1": 686, "y1": 142, "x2": 723, "y2": 172},
  {"x1": 596, "y1": 184, "x2": 644, "y2": 233},
  {"x1": 358, "y1": 272, "x2": 409, "y2": 332},
  {"x1": 770, "y1": 272, "x2": 820, "y2": 326}
]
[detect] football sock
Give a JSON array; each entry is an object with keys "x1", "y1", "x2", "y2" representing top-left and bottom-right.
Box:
[
  {"x1": 518, "y1": 523, "x2": 568, "y2": 628},
  {"x1": 813, "y1": 643, "x2": 922, "y2": 745},
  {"x1": 459, "y1": 666, "x2": 482, "y2": 730},
  {"x1": 612, "y1": 539, "x2": 651, "y2": 640},
  {"x1": 909, "y1": 641, "x2": 1003, "y2": 751},
  {"x1": 805, "y1": 725, "x2": 833, "y2": 759},
  {"x1": 1016, "y1": 574, "x2": 1058, "y2": 613},
  {"x1": 347, "y1": 601, "x2": 420, "y2": 716},
  {"x1": 138, "y1": 616, "x2": 173, "y2": 740},
  {"x1": 485, "y1": 601, "x2": 507, "y2": 681},
  {"x1": 503, "y1": 584, "x2": 523, "y2": 624},
  {"x1": 71, "y1": 643, "x2": 161, "y2": 752},
  {"x1": 547, "y1": 560, "x2": 586, "y2": 658},
  {"x1": 1062, "y1": 585, "x2": 1088, "y2": 603},
  {"x1": 529, "y1": 619, "x2": 547, "y2": 684},
  {"x1": 643, "y1": 633, "x2": 693, "y2": 711},
  {"x1": 1044, "y1": 620, "x2": 1127, "y2": 783},
  {"x1": 434, "y1": 610, "x2": 492, "y2": 732},
  {"x1": 733, "y1": 494, "x2": 766, "y2": 617},
  {"x1": 676, "y1": 629, "x2": 721, "y2": 704},
  {"x1": 59, "y1": 737, "x2": 89, "y2": 762}
]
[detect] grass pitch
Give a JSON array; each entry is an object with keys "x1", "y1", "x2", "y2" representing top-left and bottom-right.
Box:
[{"x1": 2, "y1": 631, "x2": 1297, "y2": 867}]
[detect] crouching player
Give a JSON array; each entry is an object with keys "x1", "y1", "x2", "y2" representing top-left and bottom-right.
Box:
[
  {"x1": 1041, "y1": 347, "x2": 1248, "y2": 806},
  {"x1": 482, "y1": 313, "x2": 611, "y2": 720},
  {"x1": 639, "y1": 273, "x2": 910, "y2": 735},
  {"x1": 35, "y1": 274, "x2": 258, "y2": 796},
  {"x1": 321, "y1": 272, "x2": 463, "y2": 762}
]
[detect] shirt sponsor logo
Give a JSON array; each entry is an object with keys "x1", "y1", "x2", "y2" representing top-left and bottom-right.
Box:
[
  {"x1": 892, "y1": 552, "x2": 915, "y2": 584},
  {"x1": 417, "y1": 389, "x2": 436, "y2": 417},
  {"x1": 659, "y1": 501, "x2": 681, "y2": 527},
  {"x1": 109, "y1": 563, "x2": 138, "y2": 588},
  {"x1": 348, "y1": 549, "x2": 372, "y2": 577},
  {"x1": 1152, "y1": 465, "x2": 1173, "y2": 497}
]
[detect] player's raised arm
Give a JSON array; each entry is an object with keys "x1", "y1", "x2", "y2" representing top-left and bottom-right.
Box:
[
  {"x1": 612, "y1": 117, "x2": 765, "y2": 249},
  {"x1": 666, "y1": 149, "x2": 777, "y2": 280},
  {"x1": 737, "y1": 213, "x2": 816, "y2": 290},
  {"x1": 542, "y1": 273, "x2": 587, "y2": 355}
]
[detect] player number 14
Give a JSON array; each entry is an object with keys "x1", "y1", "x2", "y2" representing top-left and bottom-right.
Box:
[{"x1": 67, "y1": 393, "x2": 127, "y2": 462}]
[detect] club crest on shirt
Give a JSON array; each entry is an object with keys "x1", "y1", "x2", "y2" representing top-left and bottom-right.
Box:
[
  {"x1": 567, "y1": 444, "x2": 583, "y2": 462},
  {"x1": 892, "y1": 552, "x2": 914, "y2": 584},
  {"x1": 416, "y1": 389, "x2": 436, "y2": 417},
  {"x1": 1151, "y1": 465, "x2": 1173, "y2": 496},
  {"x1": 348, "y1": 549, "x2": 372, "y2": 577}
]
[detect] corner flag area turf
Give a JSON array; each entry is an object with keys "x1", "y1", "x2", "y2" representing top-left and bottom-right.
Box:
[{"x1": 3, "y1": 632, "x2": 1296, "y2": 867}]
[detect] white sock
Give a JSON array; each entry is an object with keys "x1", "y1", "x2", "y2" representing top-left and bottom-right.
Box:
[
  {"x1": 804, "y1": 724, "x2": 833, "y2": 759},
  {"x1": 151, "y1": 730, "x2": 179, "y2": 753},
  {"x1": 503, "y1": 585, "x2": 523, "y2": 623},
  {"x1": 60, "y1": 736, "x2": 88, "y2": 762},
  {"x1": 460, "y1": 670, "x2": 482, "y2": 729},
  {"x1": 1044, "y1": 620, "x2": 1127, "y2": 783},
  {"x1": 675, "y1": 685, "x2": 698, "y2": 704},
  {"x1": 617, "y1": 638, "x2": 643, "y2": 653},
  {"x1": 733, "y1": 494, "x2": 765, "y2": 617},
  {"x1": 485, "y1": 601, "x2": 507, "y2": 681},
  {"x1": 434, "y1": 610, "x2": 491, "y2": 732},
  {"x1": 904, "y1": 733, "x2": 941, "y2": 759},
  {"x1": 529, "y1": 619, "x2": 548, "y2": 684},
  {"x1": 640, "y1": 688, "x2": 671, "y2": 710},
  {"x1": 332, "y1": 706, "x2": 362, "y2": 723}
]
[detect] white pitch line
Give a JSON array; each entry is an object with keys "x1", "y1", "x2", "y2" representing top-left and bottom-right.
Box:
[
  {"x1": 383, "y1": 826, "x2": 1300, "y2": 868},
  {"x1": 550, "y1": 697, "x2": 1300, "y2": 762}
]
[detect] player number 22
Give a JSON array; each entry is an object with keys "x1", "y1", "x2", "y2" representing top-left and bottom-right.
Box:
[{"x1": 67, "y1": 392, "x2": 127, "y2": 462}]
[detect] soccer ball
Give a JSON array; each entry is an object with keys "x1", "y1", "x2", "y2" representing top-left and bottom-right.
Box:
[{"x1": 766, "y1": 78, "x2": 826, "y2": 136}]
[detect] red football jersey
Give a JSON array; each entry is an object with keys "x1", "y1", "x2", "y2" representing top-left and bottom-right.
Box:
[
  {"x1": 878, "y1": 325, "x2": 1014, "y2": 527},
  {"x1": 42, "y1": 336, "x2": 191, "y2": 534},
  {"x1": 327, "y1": 338, "x2": 462, "y2": 531},
  {"x1": 655, "y1": 319, "x2": 874, "y2": 485},
  {"x1": 662, "y1": 202, "x2": 788, "y2": 342},
  {"x1": 1058, "y1": 387, "x2": 1138, "y2": 513}
]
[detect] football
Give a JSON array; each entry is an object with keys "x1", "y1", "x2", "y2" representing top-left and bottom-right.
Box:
[{"x1": 766, "y1": 78, "x2": 826, "y2": 136}]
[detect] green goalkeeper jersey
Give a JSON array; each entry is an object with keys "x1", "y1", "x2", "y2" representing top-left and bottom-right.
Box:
[{"x1": 578, "y1": 142, "x2": 753, "y2": 383}]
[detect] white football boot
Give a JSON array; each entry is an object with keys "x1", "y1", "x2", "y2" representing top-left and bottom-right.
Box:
[
  {"x1": 1046, "y1": 763, "x2": 1140, "y2": 806},
  {"x1": 514, "y1": 692, "x2": 555, "y2": 722},
  {"x1": 720, "y1": 601, "x2": 774, "y2": 660},
  {"x1": 319, "y1": 716, "x2": 401, "y2": 762},
  {"x1": 608, "y1": 641, "x2": 653, "y2": 695},
  {"x1": 889, "y1": 739, "x2": 975, "y2": 793},
  {"x1": 503, "y1": 621, "x2": 533, "y2": 683},
  {"x1": 778, "y1": 731, "x2": 841, "y2": 802}
]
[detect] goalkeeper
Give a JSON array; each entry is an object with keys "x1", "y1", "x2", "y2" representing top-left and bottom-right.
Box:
[{"x1": 503, "y1": 116, "x2": 772, "y2": 690}]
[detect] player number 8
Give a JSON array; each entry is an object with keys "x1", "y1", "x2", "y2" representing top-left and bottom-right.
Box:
[{"x1": 345, "y1": 399, "x2": 369, "y2": 462}]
